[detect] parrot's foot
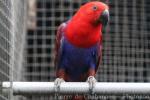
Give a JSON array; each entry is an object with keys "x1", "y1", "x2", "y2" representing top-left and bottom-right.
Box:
[
  {"x1": 54, "y1": 78, "x2": 65, "y2": 93},
  {"x1": 87, "y1": 76, "x2": 97, "y2": 95}
]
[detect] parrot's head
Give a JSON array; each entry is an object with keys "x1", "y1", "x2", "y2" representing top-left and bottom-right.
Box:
[
  {"x1": 74, "y1": 1, "x2": 109, "y2": 26},
  {"x1": 65, "y1": 1, "x2": 109, "y2": 48}
]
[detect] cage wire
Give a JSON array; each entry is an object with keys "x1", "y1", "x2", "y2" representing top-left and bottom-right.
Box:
[
  {"x1": 0, "y1": 0, "x2": 149, "y2": 100},
  {"x1": 0, "y1": 0, "x2": 27, "y2": 100},
  {"x1": 23, "y1": 0, "x2": 150, "y2": 100}
]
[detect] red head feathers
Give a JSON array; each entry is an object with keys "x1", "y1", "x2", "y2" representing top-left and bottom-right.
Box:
[{"x1": 65, "y1": 1, "x2": 109, "y2": 48}]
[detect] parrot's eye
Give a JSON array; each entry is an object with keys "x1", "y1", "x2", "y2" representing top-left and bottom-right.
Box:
[{"x1": 92, "y1": 5, "x2": 98, "y2": 11}]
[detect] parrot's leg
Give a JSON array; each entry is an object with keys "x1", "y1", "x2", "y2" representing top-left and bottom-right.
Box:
[
  {"x1": 55, "y1": 69, "x2": 66, "y2": 93},
  {"x1": 54, "y1": 78, "x2": 65, "y2": 92},
  {"x1": 55, "y1": 69, "x2": 65, "y2": 100},
  {"x1": 87, "y1": 69, "x2": 97, "y2": 94},
  {"x1": 56, "y1": 69, "x2": 66, "y2": 79},
  {"x1": 54, "y1": 78, "x2": 65, "y2": 100},
  {"x1": 87, "y1": 76, "x2": 97, "y2": 95}
]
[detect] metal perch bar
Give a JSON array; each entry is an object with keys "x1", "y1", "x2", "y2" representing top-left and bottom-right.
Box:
[{"x1": 2, "y1": 82, "x2": 150, "y2": 95}]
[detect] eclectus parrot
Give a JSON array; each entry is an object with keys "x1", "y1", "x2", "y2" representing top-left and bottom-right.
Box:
[{"x1": 54, "y1": 1, "x2": 109, "y2": 95}]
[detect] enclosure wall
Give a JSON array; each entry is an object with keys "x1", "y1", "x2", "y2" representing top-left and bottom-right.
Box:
[
  {"x1": 24, "y1": 0, "x2": 149, "y2": 100},
  {"x1": 0, "y1": 0, "x2": 27, "y2": 100}
]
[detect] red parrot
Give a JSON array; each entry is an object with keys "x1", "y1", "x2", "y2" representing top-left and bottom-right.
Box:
[{"x1": 54, "y1": 1, "x2": 109, "y2": 98}]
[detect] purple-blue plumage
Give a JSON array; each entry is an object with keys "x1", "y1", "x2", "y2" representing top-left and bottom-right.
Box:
[
  {"x1": 55, "y1": 22, "x2": 102, "y2": 82},
  {"x1": 57, "y1": 36, "x2": 101, "y2": 81}
]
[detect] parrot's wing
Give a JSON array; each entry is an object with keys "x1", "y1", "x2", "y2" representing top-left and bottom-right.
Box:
[
  {"x1": 95, "y1": 43, "x2": 103, "y2": 73},
  {"x1": 54, "y1": 22, "x2": 67, "y2": 70}
]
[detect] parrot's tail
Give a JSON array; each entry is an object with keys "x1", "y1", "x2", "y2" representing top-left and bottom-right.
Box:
[
  {"x1": 71, "y1": 95, "x2": 85, "y2": 100},
  {"x1": 63, "y1": 95, "x2": 85, "y2": 100}
]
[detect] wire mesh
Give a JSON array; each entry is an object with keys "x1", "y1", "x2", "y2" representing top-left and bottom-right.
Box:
[
  {"x1": 0, "y1": 0, "x2": 13, "y2": 99},
  {"x1": 24, "y1": 0, "x2": 150, "y2": 100},
  {"x1": 0, "y1": 0, "x2": 27, "y2": 100}
]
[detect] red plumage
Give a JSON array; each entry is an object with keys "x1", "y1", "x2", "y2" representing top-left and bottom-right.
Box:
[
  {"x1": 55, "y1": 1, "x2": 108, "y2": 80},
  {"x1": 54, "y1": 1, "x2": 109, "y2": 99},
  {"x1": 65, "y1": 1, "x2": 108, "y2": 48}
]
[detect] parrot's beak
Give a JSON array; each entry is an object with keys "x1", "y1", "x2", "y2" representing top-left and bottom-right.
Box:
[{"x1": 100, "y1": 9, "x2": 109, "y2": 26}]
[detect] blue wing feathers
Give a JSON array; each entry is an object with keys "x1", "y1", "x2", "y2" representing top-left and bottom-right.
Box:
[{"x1": 55, "y1": 21, "x2": 102, "y2": 81}]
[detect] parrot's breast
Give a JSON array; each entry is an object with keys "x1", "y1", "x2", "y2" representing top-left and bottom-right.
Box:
[
  {"x1": 65, "y1": 21, "x2": 102, "y2": 48},
  {"x1": 58, "y1": 37, "x2": 99, "y2": 81}
]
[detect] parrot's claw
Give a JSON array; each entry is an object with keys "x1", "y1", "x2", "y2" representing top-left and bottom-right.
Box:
[
  {"x1": 54, "y1": 78, "x2": 65, "y2": 93},
  {"x1": 87, "y1": 76, "x2": 97, "y2": 95}
]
